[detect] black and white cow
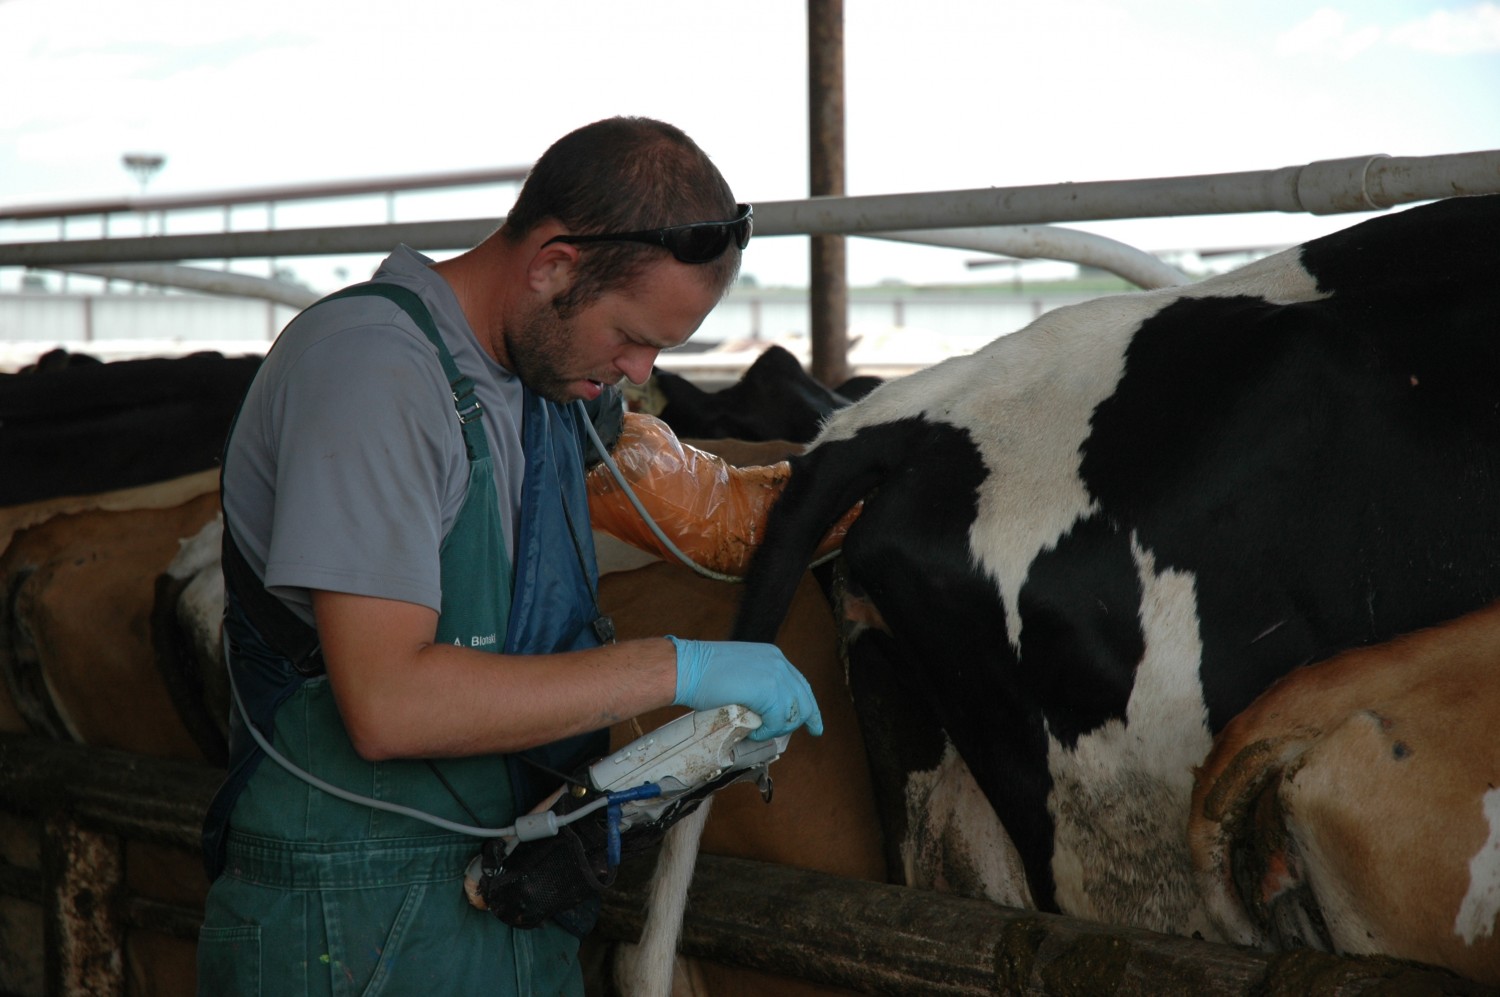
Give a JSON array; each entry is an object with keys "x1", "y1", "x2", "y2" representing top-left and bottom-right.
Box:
[{"x1": 731, "y1": 193, "x2": 1500, "y2": 942}]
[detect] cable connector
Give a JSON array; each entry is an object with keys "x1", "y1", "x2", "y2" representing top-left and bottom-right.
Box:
[
  {"x1": 511, "y1": 810, "x2": 560, "y2": 842},
  {"x1": 605, "y1": 783, "x2": 663, "y2": 866}
]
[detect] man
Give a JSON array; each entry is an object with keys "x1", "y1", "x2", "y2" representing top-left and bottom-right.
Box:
[{"x1": 198, "y1": 117, "x2": 823, "y2": 996}]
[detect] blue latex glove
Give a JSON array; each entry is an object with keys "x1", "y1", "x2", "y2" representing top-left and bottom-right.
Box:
[{"x1": 667, "y1": 636, "x2": 824, "y2": 741}]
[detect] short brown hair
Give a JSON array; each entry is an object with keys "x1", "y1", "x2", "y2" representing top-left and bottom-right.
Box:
[{"x1": 503, "y1": 117, "x2": 741, "y2": 314}]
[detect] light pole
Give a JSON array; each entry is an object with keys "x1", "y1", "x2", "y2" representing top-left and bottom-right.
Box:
[
  {"x1": 122, "y1": 152, "x2": 164, "y2": 192},
  {"x1": 121, "y1": 153, "x2": 165, "y2": 294},
  {"x1": 121, "y1": 152, "x2": 165, "y2": 232}
]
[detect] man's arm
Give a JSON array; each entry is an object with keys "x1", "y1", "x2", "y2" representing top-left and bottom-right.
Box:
[
  {"x1": 313, "y1": 589, "x2": 824, "y2": 761},
  {"x1": 313, "y1": 589, "x2": 678, "y2": 761}
]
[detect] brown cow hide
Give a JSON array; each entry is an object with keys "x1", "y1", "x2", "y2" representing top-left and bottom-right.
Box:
[
  {"x1": 0, "y1": 491, "x2": 220, "y2": 760},
  {"x1": 0, "y1": 470, "x2": 220, "y2": 737},
  {"x1": 599, "y1": 560, "x2": 885, "y2": 997},
  {"x1": 1191, "y1": 599, "x2": 1500, "y2": 986}
]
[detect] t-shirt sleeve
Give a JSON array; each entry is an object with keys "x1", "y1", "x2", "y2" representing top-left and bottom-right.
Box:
[{"x1": 260, "y1": 322, "x2": 463, "y2": 614}]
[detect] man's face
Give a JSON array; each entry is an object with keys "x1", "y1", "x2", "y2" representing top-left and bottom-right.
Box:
[{"x1": 505, "y1": 259, "x2": 720, "y2": 404}]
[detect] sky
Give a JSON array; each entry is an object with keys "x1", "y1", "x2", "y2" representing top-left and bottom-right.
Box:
[{"x1": 1, "y1": 0, "x2": 1498, "y2": 292}]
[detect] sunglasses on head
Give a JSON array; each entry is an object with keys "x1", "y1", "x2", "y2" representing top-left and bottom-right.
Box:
[{"x1": 541, "y1": 203, "x2": 753, "y2": 264}]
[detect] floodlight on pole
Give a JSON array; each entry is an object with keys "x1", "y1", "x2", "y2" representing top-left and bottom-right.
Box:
[
  {"x1": 122, "y1": 153, "x2": 166, "y2": 195},
  {"x1": 121, "y1": 153, "x2": 166, "y2": 288}
]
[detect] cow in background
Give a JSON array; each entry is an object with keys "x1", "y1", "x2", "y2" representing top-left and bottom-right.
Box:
[
  {"x1": 1, "y1": 349, "x2": 255, "y2": 758},
  {"x1": 642, "y1": 344, "x2": 873, "y2": 444},
  {"x1": 730, "y1": 194, "x2": 1500, "y2": 975},
  {"x1": 0, "y1": 350, "x2": 260, "y2": 505}
]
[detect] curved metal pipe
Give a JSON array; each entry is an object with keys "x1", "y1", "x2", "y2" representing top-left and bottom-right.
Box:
[{"x1": 868, "y1": 226, "x2": 1191, "y2": 290}]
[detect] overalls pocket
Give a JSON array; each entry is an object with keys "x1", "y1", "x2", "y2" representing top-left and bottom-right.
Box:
[
  {"x1": 321, "y1": 881, "x2": 428, "y2": 997},
  {"x1": 197, "y1": 923, "x2": 261, "y2": 997}
]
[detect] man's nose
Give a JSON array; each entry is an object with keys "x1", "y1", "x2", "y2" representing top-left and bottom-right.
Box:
[{"x1": 616, "y1": 345, "x2": 659, "y2": 385}]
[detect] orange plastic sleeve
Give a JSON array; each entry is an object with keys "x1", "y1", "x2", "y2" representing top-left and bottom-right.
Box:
[{"x1": 586, "y1": 413, "x2": 859, "y2": 576}]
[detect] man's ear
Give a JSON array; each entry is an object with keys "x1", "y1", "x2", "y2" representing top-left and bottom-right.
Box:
[{"x1": 528, "y1": 235, "x2": 580, "y2": 297}]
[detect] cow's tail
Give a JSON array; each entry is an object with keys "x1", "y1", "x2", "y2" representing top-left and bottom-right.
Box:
[
  {"x1": 614, "y1": 797, "x2": 713, "y2": 996},
  {"x1": 733, "y1": 418, "x2": 925, "y2": 643}
]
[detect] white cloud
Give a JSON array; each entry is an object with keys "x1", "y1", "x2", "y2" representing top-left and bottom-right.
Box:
[
  {"x1": 1388, "y1": 2, "x2": 1500, "y2": 54},
  {"x1": 1277, "y1": 3, "x2": 1500, "y2": 60},
  {"x1": 1275, "y1": 8, "x2": 1383, "y2": 60}
]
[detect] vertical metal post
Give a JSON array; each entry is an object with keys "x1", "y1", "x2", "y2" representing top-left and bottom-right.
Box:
[
  {"x1": 267, "y1": 201, "x2": 278, "y2": 281},
  {"x1": 59, "y1": 217, "x2": 68, "y2": 294},
  {"x1": 101, "y1": 213, "x2": 111, "y2": 294},
  {"x1": 807, "y1": 0, "x2": 849, "y2": 389}
]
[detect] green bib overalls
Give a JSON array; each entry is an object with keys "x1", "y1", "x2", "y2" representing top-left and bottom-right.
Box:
[{"x1": 199, "y1": 285, "x2": 590, "y2": 996}]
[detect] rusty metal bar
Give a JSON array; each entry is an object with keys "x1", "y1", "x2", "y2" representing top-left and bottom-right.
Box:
[{"x1": 42, "y1": 816, "x2": 124, "y2": 995}]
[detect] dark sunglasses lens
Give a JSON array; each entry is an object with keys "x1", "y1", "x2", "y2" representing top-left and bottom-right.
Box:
[
  {"x1": 732, "y1": 215, "x2": 752, "y2": 250},
  {"x1": 669, "y1": 226, "x2": 733, "y2": 264}
]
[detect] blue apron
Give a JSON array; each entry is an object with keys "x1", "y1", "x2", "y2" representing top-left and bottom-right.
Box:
[{"x1": 199, "y1": 283, "x2": 609, "y2": 996}]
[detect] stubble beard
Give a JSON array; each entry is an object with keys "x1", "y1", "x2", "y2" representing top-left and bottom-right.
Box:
[{"x1": 505, "y1": 298, "x2": 592, "y2": 405}]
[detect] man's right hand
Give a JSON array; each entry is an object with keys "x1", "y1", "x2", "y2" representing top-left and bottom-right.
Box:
[{"x1": 667, "y1": 636, "x2": 823, "y2": 742}]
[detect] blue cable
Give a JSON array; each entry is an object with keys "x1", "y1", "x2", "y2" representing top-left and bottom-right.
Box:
[{"x1": 605, "y1": 783, "x2": 664, "y2": 866}]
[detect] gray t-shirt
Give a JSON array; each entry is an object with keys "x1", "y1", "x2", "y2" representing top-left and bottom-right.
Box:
[{"x1": 223, "y1": 246, "x2": 526, "y2": 626}]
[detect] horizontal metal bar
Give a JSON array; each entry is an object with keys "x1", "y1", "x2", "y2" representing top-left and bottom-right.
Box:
[
  {"x1": 0, "y1": 219, "x2": 501, "y2": 267},
  {"x1": 752, "y1": 150, "x2": 1500, "y2": 235},
  {"x1": 0, "y1": 734, "x2": 219, "y2": 851},
  {"x1": 1, "y1": 151, "x2": 1496, "y2": 270},
  {"x1": 1, "y1": 219, "x2": 503, "y2": 267},
  {"x1": 45, "y1": 263, "x2": 321, "y2": 307},
  {"x1": 0, "y1": 165, "x2": 531, "y2": 222}
]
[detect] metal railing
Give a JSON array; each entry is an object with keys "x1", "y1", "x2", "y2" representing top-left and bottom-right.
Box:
[
  {"x1": 7, "y1": 150, "x2": 1499, "y2": 293},
  {"x1": 0, "y1": 164, "x2": 532, "y2": 225}
]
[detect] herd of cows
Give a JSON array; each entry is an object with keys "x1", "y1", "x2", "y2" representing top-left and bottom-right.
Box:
[{"x1": 1, "y1": 192, "x2": 1498, "y2": 992}]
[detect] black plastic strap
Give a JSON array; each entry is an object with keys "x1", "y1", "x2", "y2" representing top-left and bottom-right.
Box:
[{"x1": 221, "y1": 524, "x2": 324, "y2": 675}]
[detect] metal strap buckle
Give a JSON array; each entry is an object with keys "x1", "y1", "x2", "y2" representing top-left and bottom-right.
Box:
[{"x1": 452, "y1": 379, "x2": 483, "y2": 424}]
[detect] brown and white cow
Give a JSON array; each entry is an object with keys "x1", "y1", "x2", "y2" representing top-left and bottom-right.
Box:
[
  {"x1": 0, "y1": 484, "x2": 223, "y2": 760},
  {"x1": 1191, "y1": 597, "x2": 1500, "y2": 986}
]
